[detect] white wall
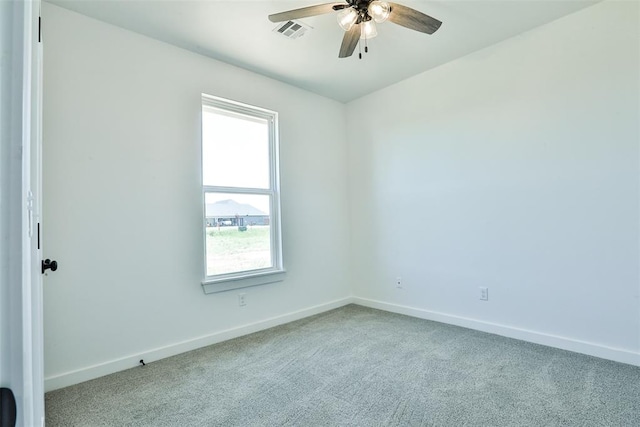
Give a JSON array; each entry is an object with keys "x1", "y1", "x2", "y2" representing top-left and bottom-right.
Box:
[
  {"x1": 347, "y1": 0, "x2": 640, "y2": 362},
  {"x1": 42, "y1": 3, "x2": 351, "y2": 390}
]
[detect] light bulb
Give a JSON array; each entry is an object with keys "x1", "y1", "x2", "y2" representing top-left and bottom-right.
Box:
[
  {"x1": 337, "y1": 9, "x2": 358, "y2": 31},
  {"x1": 360, "y1": 20, "x2": 377, "y2": 39},
  {"x1": 368, "y1": 1, "x2": 390, "y2": 23}
]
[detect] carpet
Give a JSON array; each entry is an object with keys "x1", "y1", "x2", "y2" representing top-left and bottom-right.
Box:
[{"x1": 45, "y1": 304, "x2": 640, "y2": 426}]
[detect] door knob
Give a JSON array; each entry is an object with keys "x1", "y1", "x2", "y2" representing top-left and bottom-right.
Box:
[{"x1": 42, "y1": 259, "x2": 58, "y2": 274}]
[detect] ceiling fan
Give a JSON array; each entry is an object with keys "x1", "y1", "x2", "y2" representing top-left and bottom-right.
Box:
[{"x1": 268, "y1": 1, "x2": 442, "y2": 59}]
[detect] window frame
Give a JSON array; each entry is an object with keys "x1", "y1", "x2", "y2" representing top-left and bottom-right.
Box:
[{"x1": 200, "y1": 94, "x2": 285, "y2": 294}]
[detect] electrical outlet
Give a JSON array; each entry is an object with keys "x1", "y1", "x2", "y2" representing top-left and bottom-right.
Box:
[
  {"x1": 238, "y1": 293, "x2": 247, "y2": 307},
  {"x1": 395, "y1": 276, "x2": 403, "y2": 289},
  {"x1": 479, "y1": 287, "x2": 488, "y2": 301}
]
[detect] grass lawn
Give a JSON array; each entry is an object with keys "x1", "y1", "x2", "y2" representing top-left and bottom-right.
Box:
[{"x1": 206, "y1": 225, "x2": 271, "y2": 275}]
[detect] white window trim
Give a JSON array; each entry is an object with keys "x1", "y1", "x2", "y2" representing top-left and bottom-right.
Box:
[{"x1": 200, "y1": 94, "x2": 285, "y2": 294}]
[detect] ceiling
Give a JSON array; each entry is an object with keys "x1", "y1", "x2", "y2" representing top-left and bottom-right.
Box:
[{"x1": 47, "y1": 0, "x2": 600, "y2": 103}]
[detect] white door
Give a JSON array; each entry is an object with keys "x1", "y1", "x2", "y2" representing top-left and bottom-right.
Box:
[
  {"x1": 0, "y1": 0, "x2": 45, "y2": 426},
  {"x1": 28, "y1": 0, "x2": 46, "y2": 424}
]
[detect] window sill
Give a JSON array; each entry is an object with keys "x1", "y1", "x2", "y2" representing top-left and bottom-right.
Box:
[{"x1": 201, "y1": 269, "x2": 286, "y2": 294}]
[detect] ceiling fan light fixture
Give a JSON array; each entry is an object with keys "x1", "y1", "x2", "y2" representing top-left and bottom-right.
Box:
[
  {"x1": 337, "y1": 8, "x2": 358, "y2": 31},
  {"x1": 368, "y1": 1, "x2": 391, "y2": 23},
  {"x1": 360, "y1": 20, "x2": 378, "y2": 39}
]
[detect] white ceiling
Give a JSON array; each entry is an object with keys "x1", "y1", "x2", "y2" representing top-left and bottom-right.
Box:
[{"x1": 47, "y1": 0, "x2": 600, "y2": 103}]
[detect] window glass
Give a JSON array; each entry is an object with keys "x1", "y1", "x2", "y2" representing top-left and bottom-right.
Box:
[
  {"x1": 202, "y1": 108, "x2": 270, "y2": 189},
  {"x1": 205, "y1": 193, "x2": 272, "y2": 276}
]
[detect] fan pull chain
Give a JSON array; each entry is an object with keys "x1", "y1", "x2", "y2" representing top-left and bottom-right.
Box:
[
  {"x1": 365, "y1": 37, "x2": 368, "y2": 54},
  {"x1": 359, "y1": 40, "x2": 362, "y2": 59}
]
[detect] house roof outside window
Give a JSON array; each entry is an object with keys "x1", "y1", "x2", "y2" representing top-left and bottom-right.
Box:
[{"x1": 205, "y1": 199, "x2": 267, "y2": 217}]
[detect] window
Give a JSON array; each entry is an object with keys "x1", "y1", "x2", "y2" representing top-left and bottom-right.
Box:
[{"x1": 201, "y1": 94, "x2": 284, "y2": 293}]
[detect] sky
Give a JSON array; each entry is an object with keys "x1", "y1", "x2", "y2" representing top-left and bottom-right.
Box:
[
  {"x1": 202, "y1": 108, "x2": 271, "y2": 213},
  {"x1": 202, "y1": 109, "x2": 270, "y2": 188}
]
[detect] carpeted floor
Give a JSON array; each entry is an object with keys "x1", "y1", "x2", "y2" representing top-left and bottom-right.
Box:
[{"x1": 46, "y1": 304, "x2": 640, "y2": 426}]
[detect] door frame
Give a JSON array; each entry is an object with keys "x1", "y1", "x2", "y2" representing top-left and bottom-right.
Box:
[{"x1": 0, "y1": 0, "x2": 44, "y2": 425}]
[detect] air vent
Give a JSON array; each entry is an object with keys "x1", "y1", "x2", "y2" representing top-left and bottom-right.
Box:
[{"x1": 273, "y1": 20, "x2": 312, "y2": 39}]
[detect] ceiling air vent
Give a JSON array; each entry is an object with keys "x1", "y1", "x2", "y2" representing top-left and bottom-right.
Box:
[{"x1": 273, "y1": 20, "x2": 311, "y2": 40}]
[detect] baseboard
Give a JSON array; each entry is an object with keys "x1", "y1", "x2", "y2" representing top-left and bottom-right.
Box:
[
  {"x1": 353, "y1": 297, "x2": 640, "y2": 367},
  {"x1": 45, "y1": 295, "x2": 639, "y2": 391},
  {"x1": 45, "y1": 296, "x2": 355, "y2": 392}
]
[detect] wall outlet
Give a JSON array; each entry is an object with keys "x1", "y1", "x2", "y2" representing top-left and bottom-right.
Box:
[
  {"x1": 395, "y1": 276, "x2": 403, "y2": 289},
  {"x1": 238, "y1": 293, "x2": 247, "y2": 307},
  {"x1": 479, "y1": 287, "x2": 488, "y2": 301}
]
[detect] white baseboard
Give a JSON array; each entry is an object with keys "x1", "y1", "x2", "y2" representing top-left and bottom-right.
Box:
[
  {"x1": 45, "y1": 296, "x2": 355, "y2": 392},
  {"x1": 46, "y1": 295, "x2": 639, "y2": 392},
  {"x1": 353, "y1": 297, "x2": 640, "y2": 367}
]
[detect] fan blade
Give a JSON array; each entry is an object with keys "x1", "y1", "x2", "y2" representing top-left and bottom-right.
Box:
[
  {"x1": 269, "y1": 3, "x2": 347, "y2": 23},
  {"x1": 388, "y1": 3, "x2": 442, "y2": 34},
  {"x1": 338, "y1": 24, "x2": 360, "y2": 58}
]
